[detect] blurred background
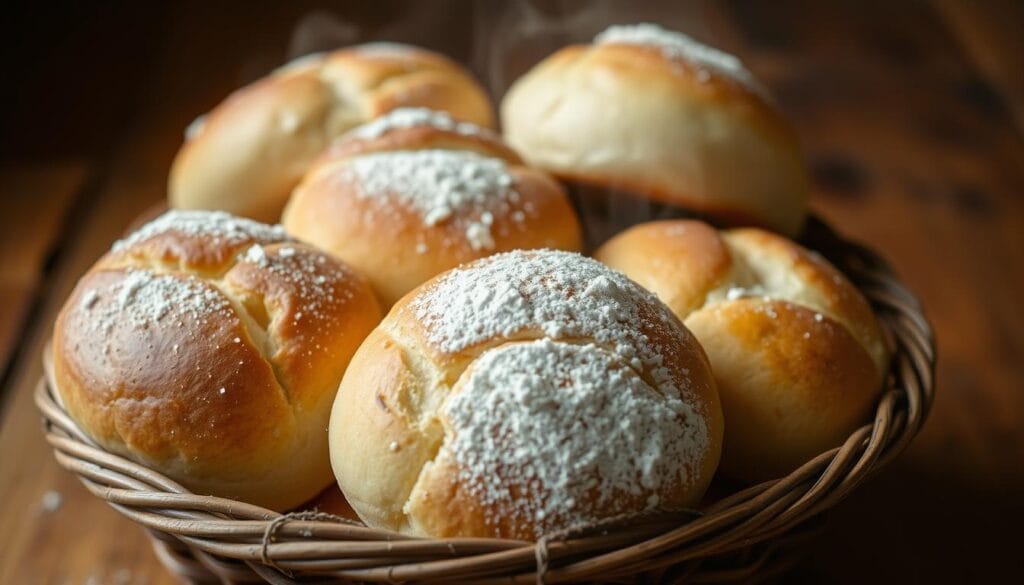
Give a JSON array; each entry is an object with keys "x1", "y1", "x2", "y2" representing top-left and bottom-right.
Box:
[{"x1": 1, "y1": 0, "x2": 1022, "y2": 583}]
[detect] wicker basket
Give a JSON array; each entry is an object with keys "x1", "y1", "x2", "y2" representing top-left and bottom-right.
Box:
[{"x1": 36, "y1": 217, "x2": 935, "y2": 584}]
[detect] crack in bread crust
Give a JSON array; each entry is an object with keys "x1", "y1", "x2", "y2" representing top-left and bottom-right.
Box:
[
  {"x1": 385, "y1": 319, "x2": 671, "y2": 534},
  {"x1": 102, "y1": 239, "x2": 296, "y2": 406}
]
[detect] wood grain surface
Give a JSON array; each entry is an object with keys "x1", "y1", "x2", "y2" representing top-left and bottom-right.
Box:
[{"x1": 0, "y1": 1, "x2": 1021, "y2": 583}]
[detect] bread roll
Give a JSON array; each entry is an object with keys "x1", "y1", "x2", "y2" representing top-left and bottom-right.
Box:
[
  {"x1": 52, "y1": 210, "x2": 382, "y2": 510},
  {"x1": 501, "y1": 23, "x2": 809, "y2": 236},
  {"x1": 170, "y1": 44, "x2": 494, "y2": 222},
  {"x1": 329, "y1": 250, "x2": 722, "y2": 539},
  {"x1": 283, "y1": 108, "x2": 583, "y2": 307},
  {"x1": 594, "y1": 220, "x2": 889, "y2": 481}
]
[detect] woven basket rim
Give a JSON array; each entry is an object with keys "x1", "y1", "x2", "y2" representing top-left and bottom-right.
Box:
[{"x1": 36, "y1": 216, "x2": 936, "y2": 584}]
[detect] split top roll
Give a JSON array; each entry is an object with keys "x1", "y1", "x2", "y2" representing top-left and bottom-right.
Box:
[
  {"x1": 329, "y1": 250, "x2": 723, "y2": 539},
  {"x1": 170, "y1": 43, "x2": 495, "y2": 222},
  {"x1": 51, "y1": 210, "x2": 382, "y2": 511},
  {"x1": 595, "y1": 220, "x2": 890, "y2": 481}
]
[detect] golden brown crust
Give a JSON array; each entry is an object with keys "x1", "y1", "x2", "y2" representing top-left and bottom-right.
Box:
[
  {"x1": 594, "y1": 220, "x2": 890, "y2": 482},
  {"x1": 283, "y1": 126, "x2": 583, "y2": 308},
  {"x1": 316, "y1": 44, "x2": 494, "y2": 127},
  {"x1": 501, "y1": 40, "x2": 809, "y2": 235},
  {"x1": 169, "y1": 44, "x2": 494, "y2": 222},
  {"x1": 591, "y1": 220, "x2": 733, "y2": 316},
  {"x1": 220, "y1": 242, "x2": 383, "y2": 411},
  {"x1": 52, "y1": 212, "x2": 383, "y2": 510},
  {"x1": 54, "y1": 270, "x2": 293, "y2": 468},
  {"x1": 101, "y1": 225, "x2": 262, "y2": 276},
  {"x1": 686, "y1": 301, "x2": 878, "y2": 479},
  {"x1": 723, "y1": 229, "x2": 889, "y2": 374}
]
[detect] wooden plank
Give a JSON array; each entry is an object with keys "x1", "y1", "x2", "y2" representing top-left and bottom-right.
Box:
[
  {"x1": 0, "y1": 163, "x2": 89, "y2": 385},
  {"x1": 0, "y1": 173, "x2": 174, "y2": 583},
  {"x1": 932, "y1": 0, "x2": 1024, "y2": 137},
  {"x1": 713, "y1": 1, "x2": 1024, "y2": 582}
]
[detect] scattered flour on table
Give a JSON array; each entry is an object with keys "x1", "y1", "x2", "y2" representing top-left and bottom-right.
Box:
[{"x1": 40, "y1": 490, "x2": 62, "y2": 513}]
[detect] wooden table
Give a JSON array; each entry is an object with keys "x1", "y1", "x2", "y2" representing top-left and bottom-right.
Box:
[{"x1": 1, "y1": 1, "x2": 1022, "y2": 583}]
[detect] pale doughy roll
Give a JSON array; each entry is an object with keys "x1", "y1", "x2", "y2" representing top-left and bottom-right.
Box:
[
  {"x1": 329, "y1": 250, "x2": 723, "y2": 539},
  {"x1": 502, "y1": 23, "x2": 809, "y2": 237}
]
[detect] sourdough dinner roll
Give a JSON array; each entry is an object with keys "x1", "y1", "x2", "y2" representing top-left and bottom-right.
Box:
[
  {"x1": 501, "y1": 23, "x2": 809, "y2": 236},
  {"x1": 283, "y1": 109, "x2": 582, "y2": 307},
  {"x1": 594, "y1": 220, "x2": 889, "y2": 482},
  {"x1": 170, "y1": 44, "x2": 494, "y2": 222},
  {"x1": 52, "y1": 211, "x2": 382, "y2": 510},
  {"x1": 329, "y1": 250, "x2": 722, "y2": 539}
]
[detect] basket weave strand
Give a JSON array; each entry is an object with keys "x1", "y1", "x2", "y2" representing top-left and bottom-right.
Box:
[{"x1": 36, "y1": 217, "x2": 935, "y2": 584}]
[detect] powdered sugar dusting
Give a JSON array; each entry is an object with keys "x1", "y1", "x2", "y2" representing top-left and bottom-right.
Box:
[
  {"x1": 243, "y1": 244, "x2": 268, "y2": 265},
  {"x1": 238, "y1": 243, "x2": 357, "y2": 330},
  {"x1": 78, "y1": 269, "x2": 233, "y2": 335},
  {"x1": 342, "y1": 150, "x2": 523, "y2": 251},
  {"x1": 85, "y1": 211, "x2": 358, "y2": 355},
  {"x1": 444, "y1": 339, "x2": 708, "y2": 535},
  {"x1": 276, "y1": 51, "x2": 327, "y2": 75},
  {"x1": 714, "y1": 284, "x2": 768, "y2": 303},
  {"x1": 113, "y1": 210, "x2": 288, "y2": 252},
  {"x1": 464, "y1": 223, "x2": 495, "y2": 250},
  {"x1": 346, "y1": 107, "x2": 489, "y2": 141},
  {"x1": 354, "y1": 42, "x2": 419, "y2": 58},
  {"x1": 184, "y1": 115, "x2": 206, "y2": 140},
  {"x1": 412, "y1": 250, "x2": 692, "y2": 396},
  {"x1": 80, "y1": 289, "x2": 100, "y2": 310},
  {"x1": 595, "y1": 24, "x2": 764, "y2": 94}
]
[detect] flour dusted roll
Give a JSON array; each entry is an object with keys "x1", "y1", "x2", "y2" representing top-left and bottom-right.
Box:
[
  {"x1": 170, "y1": 44, "x2": 494, "y2": 222},
  {"x1": 329, "y1": 250, "x2": 722, "y2": 539},
  {"x1": 52, "y1": 211, "x2": 382, "y2": 510},
  {"x1": 283, "y1": 108, "x2": 582, "y2": 307},
  {"x1": 595, "y1": 220, "x2": 889, "y2": 481},
  {"x1": 501, "y1": 23, "x2": 809, "y2": 237}
]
